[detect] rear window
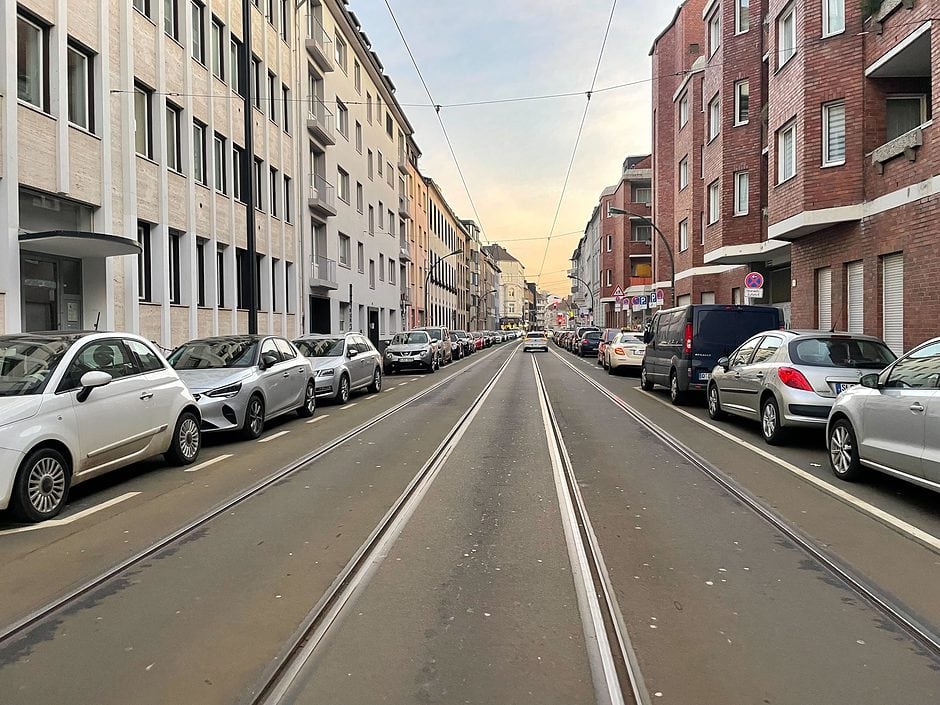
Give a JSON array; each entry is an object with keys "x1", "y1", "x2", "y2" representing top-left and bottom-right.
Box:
[
  {"x1": 585, "y1": 331, "x2": 601, "y2": 340},
  {"x1": 789, "y1": 338, "x2": 896, "y2": 369},
  {"x1": 693, "y1": 308, "x2": 781, "y2": 358},
  {"x1": 526, "y1": 332, "x2": 545, "y2": 339}
]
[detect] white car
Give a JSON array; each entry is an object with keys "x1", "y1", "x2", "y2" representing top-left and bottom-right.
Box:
[
  {"x1": 0, "y1": 332, "x2": 202, "y2": 522},
  {"x1": 523, "y1": 331, "x2": 549, "y2": 352},
  {"x1": 606, "y1": 332, "x2": 646, "y2": 374}
]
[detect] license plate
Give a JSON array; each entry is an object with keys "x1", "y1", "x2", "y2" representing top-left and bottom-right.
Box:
[
  {"x1": 632, "y1": 348, "x2": 644, "y2": 355},
  {"x1": 835, "y1": 383, "x2": 857, "y2": 394},
  {"x1": 699, "y1": 372, "x2": 712, "y2": 381}
]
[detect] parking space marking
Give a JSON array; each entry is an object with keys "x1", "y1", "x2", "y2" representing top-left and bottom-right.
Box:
[
  {"x1": 340, "y1": 403, "x2": 358, "y2": 410},
  {"x1": 366, "y1": 394, "x2": 378, "y2": 400},
  {"x1": 0, "y1": 492, "x2": 141, "y2": 536},
  {"x1": 306, "y1": 414, "x2": 329, "y2": 424},
  {"x1": 634, "y1": 388, "x2": 940, "y2": 552},
  {"x1": 258, "y1": 430, "x2": 291, "y2": 443},
  {"x1": 410, "y1": 377, "x2": 420, "y2": 381},
  {"x1": 397, "y1": 382, "x2": 408, "y2": 387},
  {"x1": 384, "y1": 388, "x2": 395, "y2": 392},
  {"x1": 183, "y1": 454, "x2": 233, "y2": 473}
]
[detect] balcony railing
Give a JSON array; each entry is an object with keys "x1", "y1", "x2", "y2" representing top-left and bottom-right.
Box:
[
  {"x1": 398, "y1": 194, "x2": 411, "y2": 219},
  {"x1": 399, "y1": 237, "x2": 412, "y2": 261},
  {"x1": 401, "y1": 288, "x2": 412, "y2": 304},
  {"x1": 629, "y1": 276, "x2": 653, "y2": 287},
  {"x1": 398, "y1": 145, "x2": 409, "y2": 174},
  {"x1": 306, "y1": 97, "x2": 336, "y2": 145},
  {"x1": 308, "y1": 174, "x2": 337, "y2": 217},
  {"x1": 305, "y1": 14, "x2": 335, "y2": 71},
  {"x1": 310, "y1": 256, "x2": 338, "y2": 290}
]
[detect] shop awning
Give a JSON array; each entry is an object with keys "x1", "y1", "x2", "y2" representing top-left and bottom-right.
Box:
[{"x1": 19, "y1": 231, "x2": 142, "y2": 259}]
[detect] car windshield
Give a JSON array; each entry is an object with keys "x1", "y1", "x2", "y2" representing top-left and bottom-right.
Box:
[
  {"x1": 168, "y1": 339, "x2": 259, "y2": 369},
  {"x1": 419, "y1": 329, "x2": 442, "y2": 341},
  {"x1": 0, "y1": 338, "x2": 73, "y2": 397},
  {"x1": 617, "y1": 335, "x2": 644, "y2": 345},
  {"x1": 393, "y1": 332, "x2": 430, "y2": 345},
  {"x1": 789, "y1": 338, "x2": 897, "y2": 369},
  {"x1": 527, "y1": 332, "x2": 545, "y2": 338},
  {"x1": 294, "y1": 338, "x2": 345, "y2": 357}
]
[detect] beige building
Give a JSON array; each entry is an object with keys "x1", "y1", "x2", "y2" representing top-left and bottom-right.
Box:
[
  {"x1": 483, "y1": 244, "x2": 524, "y2": 329},
  {"x1": 424, "y1": 177, "x2": 469, "y2": 330}
]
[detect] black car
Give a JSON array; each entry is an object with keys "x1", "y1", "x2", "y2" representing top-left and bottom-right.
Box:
[{"x1": 577, "y1": 330, "x2": 602, "y2": 357}]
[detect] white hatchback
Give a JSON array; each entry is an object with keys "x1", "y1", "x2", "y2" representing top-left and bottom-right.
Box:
[{"x1": 0, "y1": 332, "x2": 202, "y2": 522}]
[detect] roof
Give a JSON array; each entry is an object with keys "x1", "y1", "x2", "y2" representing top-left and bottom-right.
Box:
[
  {"x1": 649, "y1": 1, "x2": 687, "y2": 56},
  {"x1": 482, "y1": 244, "x2": 521, "y2": 264}
]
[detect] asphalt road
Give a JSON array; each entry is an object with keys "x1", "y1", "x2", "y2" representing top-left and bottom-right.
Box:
[{"x1": 1, "y1": 340, "x2": 939, "y2": 704}]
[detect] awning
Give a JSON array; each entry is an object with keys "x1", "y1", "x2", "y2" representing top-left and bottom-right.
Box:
[{"x1": 19, "y1": 230, "x2": 142, "y2": 259}]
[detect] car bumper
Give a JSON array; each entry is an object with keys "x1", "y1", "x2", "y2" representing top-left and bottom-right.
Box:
[
  {"x1": 781, "y1": 397, "x2": 833, "y2": 427},
  {"x1": 314, "y1": 375, "x2": 340, "y2": 398},
  {"x1": 523, "y1": 344, "x2": 548, "y2": 351},
  {"x1": 384, "y1": 354, "x2": 433, "y2": 370},
  {"x1": 609, "y1": 354, "x2": 643, "y2": 368},
  {"x1": 192, "y1": 393, "x2": 246, "y2": 433},
  {"x1": 0, "y1": 446, "x2": 25, "y2": 510}
]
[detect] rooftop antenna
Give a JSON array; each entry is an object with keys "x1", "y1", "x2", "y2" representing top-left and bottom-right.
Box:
[{"x1": 93, "y1": 312, "x2": 101, "y2": 331}]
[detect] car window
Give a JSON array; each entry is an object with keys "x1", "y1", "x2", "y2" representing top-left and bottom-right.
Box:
[
  {"x1": 585, "y1": 331, "x2": 601, "y2": 340},
  {"x1": 260, "y1": 338, "x2": 282, "y2": 364},
  {"x1": 355, "y1": 337, "x2": 373, "y2": 354},
  {"x1": 275, "y1": 339, "x2": 297, "y2": 360},
  {"x1": 694, "y1": 308, "x2": 781, "y2": 358},
  {"x1": 790, "y1": 338, "x2": 896, "y2": 369},
  {"x1": 169, "y1": 339, "x2": 259, "y2": 368},
  {"x1": 125, "y1": 339, "x2": 165, "y2": 372},
  {"x1": 751, "y1": 336, "x2": 783, "y2": 364},
  {"x1": 730, "y1": 337, "x2": 761, "y2": 368},
  {"x1": 885, "y1": 342, "x2": 940, "y2": 389},
  {"x1": 0, "y1": 337, "x2": 74, "y2": 397},
  {"x1": 425, "y1": 329, "x2": 442, "y2": 342},
  {"x1": 616, "y1": 334, "x2": 644, "y2": 345},
  {"x1": 58, "y1": 340, "x2": 137, "y2": 391},
  {"x1": 392, "y1": 332, "x2": 429, "y2": 345},
  {"x1": 294, "y1": 338, "x2": 345, "y2": 357}
]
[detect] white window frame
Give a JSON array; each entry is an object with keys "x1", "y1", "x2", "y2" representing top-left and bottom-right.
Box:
[
  {"x1": 339, "y1": 234, "x2": 351, "y2": 268},
  {"x1": 336, "y1": 98, "x2": 349, "y2": 138},
  {"x1": 822, "y1": 0, "x2": 845, "y2": 38},
  {"x1": 67, "y1": 43, "x2": 93, "y2": 131},
  {"x1": 210, "y1": 17, "x2": 224, "y2": 80},
  {"x1": 778, "y1": 120, "x2": 797, "y2": 184},
  {"x1": 606, "y1": 270, "x2": 612, "y2": 286},
  {"x1": 334, "y1": 33, "x2": 347, "y2": 72},
  {"x1": 134, "y1": 85, "x2": 152, "y2": 158},
  {"x1": 708, "y1": 11, "x2": 721, "y2": 57},
  {"x1": 337, "y1": 166, "x2": 350, "y2": 203},
  {"x1": 679, "y1": 91, "x2": 689, "y2": 128},
  {"x1": 733, "y1": 171, "x2": 749, "y2": 216},
  {"x1": 213, "y1": 133, "x2": 227, "y2": 194},
  {"x1": 734, "y1": 80, "x2": 749, "y2": 126},
  {"x1": 735, "y1": 0, "x2": 750, "y2": 34},
  {"x1": 822, "y1": 100, "x2": 846, "y2": 167},
  {"x1": 679, "y1": 219, "x2": 689, "y2": 252},
  {"x1": 355, "y1": 121, "x2": 362, "y2": 153},
  {"x1": 679, "y1": 155, "x2": 689, "y2": 190},
  {"x1": 17, "y1": 14, "x2": 46, "y2": 111},
  {"x1": 606, "y1": 235, "x2": 613, "y2": 253},
  {"x1": 778, "y1": 4, "x2": 797, "y2": 68},
  {"x1": 708, "y1": 93, "x2": 721, "y2": 141},
  {"x1": 193, "y1": 121, "x2": 207, "y2": 185},
  {"x1": 708, "y1": 180, "x2": 720, "y2": 224},
  {"x1": 166, "y1": 103, "x2": 182, "y2": 172}
]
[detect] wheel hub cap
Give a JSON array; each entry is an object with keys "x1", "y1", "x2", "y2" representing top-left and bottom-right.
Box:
[{"x1": 27, "y1": 457, "x2": 66, "y2": 513}]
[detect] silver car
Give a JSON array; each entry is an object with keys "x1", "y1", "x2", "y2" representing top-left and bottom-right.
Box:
[
  {"x1": 828, "y1": 337, "x2": 940, "y2": 492},
  {"x1": 169, "y1": 335, "x2": 316, "y2": 439},
  {"x1": 293, "y1": 333, "x2": 383, "y2": 403},
  {"x1": 523, "y1": 331, "x2": 549, "y2": 352},
  {"x1": 707, "y1": 331, "x2": 896, "y2": 445},
  {"x1": 384, "y1": 331, "x2": 437, "y2": 374}
]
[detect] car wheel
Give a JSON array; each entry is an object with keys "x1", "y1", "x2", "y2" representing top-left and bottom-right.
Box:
[
  {"x1": 669, "y1": 371, "x2": 684, "y2": 406},
  {"x1": 386, "y1": 365, "x2": 396, "y2": 376},
  {"x1": 707, "y1": 384, "x2": 726, "y2": 420},
  {"x1": 297, "y1": 380, "x2": 317, "y2": 418},
  {"x1": 336, "y1": 374, "x2": 351, "y2": 404},
  {"x1": 369, "y1": 367, "x2": 382, "y2": 393},
  {"x1": 11, "y1": 447, "x2": 71, "y2": 522},
  {"x1": 829, "y1": 418, "x2": 864, "y2": 481},
  {"x1": 165, "y1": 411, "x2": 202, "y2": 465},
  {"x1": 242, "y1": 395, "x2": 265, "y2": 440},
  {"x1": 607, "y1": 360, "x2": 616, "y2": 376},
  {"x1": 641, "y1": 365, "x2": 655, "y2": 391},
  {"x1": 761, "y1": 396, "x2": 788, "y2": 445}
]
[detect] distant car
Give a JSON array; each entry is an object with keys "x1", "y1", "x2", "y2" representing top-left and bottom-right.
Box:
[
  {"x1": 523, "y1": 331, "x2": 549, "y2": 352},
  {"x1": 707, "y1": 331, "x2": 896, "y2": 445},
  {"x1": 169, "y1": 335, "x2": 316, "y2": 440},
  {"x1": 384, "y1": 330, "x2": 437, "y2": 373},
  {"x1": 454, "y1": 330, "x2": 474, "y2": 356},
  {"x1": 293, "y1": 333, "x2": 383, "y2": 404},
  {"x1": 414, "y1": 327, "x2": 452, "y2": 365},
  {"x1": 828, "y1": 337, "x2": 940, "y2": 492},
  {"x1": 577, "y1": 330, "x2": 602, "y2": 357},
  {"x1": 597, "y1": 328, "x2": 621, "y2": 366},
  {"x1": 606, "y1": 332, "x2": 646, "y2": 375},
  {"x1": 470, "y1": 332, "x2": 485, "y2": 351},
  {"x1": 0, "y1": 332, "x2": 202, "y2": 522}
]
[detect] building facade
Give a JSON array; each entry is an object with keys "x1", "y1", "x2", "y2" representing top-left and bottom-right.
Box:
[
  {"x1": 569, "y1": 205, "x2": 601, "y2": 328},
  {"x1": 425, "y1": 177, "x2": 468, "y2": 329},
  {"x1": 483, "y1": 244, "x2": 525, "y2": 329}
]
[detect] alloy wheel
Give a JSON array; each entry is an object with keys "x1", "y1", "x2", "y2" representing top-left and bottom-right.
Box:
[
  {"x1": 830, "y1": 425, "x2": 853, "y2": 475},
  {"x1": 178, "y1": 416, "x2": 200, "y2": 461},
  {"x1": 339, "y1": 376, "x2": 350, "y2": 404},
  {"x1": 247, "y1": 398, "x2": 264, "y2": 436},
  {"x1": 26, "y1": 456, "x2": 67, "y2": 515},
  {"x1": 762, "y1": 402, "x2": 778, "y2": 440}
]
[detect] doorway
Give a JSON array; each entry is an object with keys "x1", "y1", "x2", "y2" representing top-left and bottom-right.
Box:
[
  {"x1": 20, "y1": 253, "x2": 83, "y2": 331},
  {"x1": 368, "y1": 307, "x2": 380, "y2": 347},
  {"x1": 309, "y1": 296, "x2": 331, "y2": 333}
]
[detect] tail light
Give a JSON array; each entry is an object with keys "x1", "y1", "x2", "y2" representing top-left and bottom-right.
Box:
[
  {"x1": 778, "y1": 367, "x2": 813, "y2": 392},
  {"x1": 582, "y1": 338, "x2": 589, "y2": 344},
  {"x1": 613, "y1": 347, "x2": 625, "y2": 355},
  {"x1": 684, "y1": 323, "x2": 693, "y2": 354}
]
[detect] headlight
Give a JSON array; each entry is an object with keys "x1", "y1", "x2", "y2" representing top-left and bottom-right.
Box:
[
  {"x1": 385, "y1": 350, "x2": 393, "y2": 357},
  {"x1": 205, "y1": 382, "x2": 242, "y2": 398},
  {"x1": 316, "y1": 368, "x2": 335, "y2": 377}
]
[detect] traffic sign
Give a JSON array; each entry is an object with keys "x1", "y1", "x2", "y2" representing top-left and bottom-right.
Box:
[
  {"x1": 613, "y1": 285, "x2": 625, "y2": 298},
  {"x1": 745, "y1": 272, "x2": 765, "y2": 289},
  {"x1": 744, "y1": 287, "x2": 764, "y2": 299},
  {"x1": 656, "y1": 289, "x2": 665, "y2": 303},
  {"x1": 631, "y1": 296, "x2": 640, "y2": 306}
]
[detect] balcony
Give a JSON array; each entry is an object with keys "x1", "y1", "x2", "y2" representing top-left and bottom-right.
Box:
[
  {"x1": 629, "y1": 277, "x2": 653, "y2": 287},
  {"x1": 305, "y1": 14, "x2": 335, "y2": 72},
  {"x1": 308, "y1": 174, "x2": 338, "y2": 218},
  {"x1": 401, "y1": 288, "x2": 412, "y2": 305},
  {"x1": 398, "y1": 194, "x2": 411, "y2": 219},
  {"x1": 306, "y1": 98, "x2": 336, "y2": 147},
  {"x1": 398, "y1": 146, "x2": 409, "y2": 174},
  {"x1": 399, "y1": 236, "x2": 412, "y2": 262},
  {"x1": 309, "y1": 256, "x2": 338, "y2": 290}
]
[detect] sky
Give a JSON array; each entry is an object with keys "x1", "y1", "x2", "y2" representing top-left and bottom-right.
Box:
[{"x1": 348, "y1": 0, "x2": 679, "y2": 297}]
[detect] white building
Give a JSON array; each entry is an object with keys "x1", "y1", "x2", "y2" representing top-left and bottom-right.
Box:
[{"x1": 569, "y1": 206, "x2": 601, "y2": 328}]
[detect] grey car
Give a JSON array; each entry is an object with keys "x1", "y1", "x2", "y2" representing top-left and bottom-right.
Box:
[
  {"x1": 828, "y1": 337, "x2": 940, "y2": 492},
  {"x1": 707, "y1": 331, "x2": 896, "y2": 445},
  {"x1": 413, "y1": 327, "x2": 452, "y2": 366},
  {"x1": 384, "y1": 331, "x2": 437, "y2": 374},
  {"x1": 168, "y1": 335, "x2": 316, "y2": 439},
  {"x1": 293, "y1": 333, "x2": 383, "y2": 403}
]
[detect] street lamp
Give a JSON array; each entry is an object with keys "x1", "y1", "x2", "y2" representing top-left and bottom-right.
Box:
[
  {"x1": 425, "y1": 248, "x2": 463, "y2": 327},
  {"x1": 480, "y1": 288, "x2": 498, "y2": 330},
  {"x1": 567, "y1": 274, "x2": 594, "y2": 324},
  {"x1": 607, "y1": 204, "x2": 675, "y2": 306}
]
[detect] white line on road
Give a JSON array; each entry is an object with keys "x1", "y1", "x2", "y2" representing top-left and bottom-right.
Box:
[
  {"x1": 258, "y1": 430, "x2": 291, "y2": 443},
  {"x1": 183, "y1": 454, "x2": 233, "y2": 473},
  {"x1": 410, "y1": 377, "x2": 420, "y2": 381},
  {"x1": 384, "y1": 388, "x2": 395, "y2": 392},
  {"x1": 397, "y1": 382, "x2": 408, "y2": 387},
  {"x1": 366, "y1": 394, "x2": 378, "y2": 400},
  {"x1": 340, "y1": 402, "x2": 358, "y2": 410},
  {"x1": 306, "y1": 414, "x2": 329, "y2": 424},
  {"x1": 0, "y1": 492, "x2": 141, "y2": 536}
]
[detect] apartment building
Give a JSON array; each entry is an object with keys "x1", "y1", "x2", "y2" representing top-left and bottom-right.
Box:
[
  {"x1": 402, "y1": 135, "x2": 423, "y2": 327},
  {"x1": 479, "y1": 246, "x2": 500, "y2": 330},
  {"x1": 569, "y1": 207, "x2": 601, "y2": 327},
  {"x1": 483, "y1": 244, "x2": 525, "y2": 328},
  {"x1": 425, "y1": 177, "x2": 468, "y2": 329}
]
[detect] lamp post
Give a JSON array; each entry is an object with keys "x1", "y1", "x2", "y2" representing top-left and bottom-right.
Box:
[
  {"x1": 607, "y1": 205, "x2": 675, "y2": 307},
  {"x1": 567, "y1": 274, "x2": 594, "y2": 325},
  {"x1": 425, "y1": 249, "x2": 463, "y2": 327},
  {"x1": 479, "y1": 288, "x2": 498, "y2": 330}
]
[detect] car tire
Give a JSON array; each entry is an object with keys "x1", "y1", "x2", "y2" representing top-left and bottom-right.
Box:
[
  {"x1": 761, "y1": 396, "x2": 788, "y2": 446},
  {"x1": 707, "y1": 383, "x2": 726, "y2": 420},
  {"x1": 641, "y1": 365, "x2": 655, "y2": 391},
  {"x1": 242, "y1": 395, "x2": 265, "y2": 440},
  {"x1": 297, "y1": 380, "x2": 317, "y2": 418},
  {"x1": 11, "y1": 447, "x2": 71, "y2": 522},
  {"x1": 607, "y1": 361, "x2": 616, "y2": 376},
  {"x1": 386, "y1": 365, "x2": 396, "y2": 376},
  {"x1": 369, "y1": 367, "x2": 382, "y2": 393},
  {"x1": 335, "y1": 374, "x2": 351, "y2": 404},
  {"x1": 669, "y1": 371, "x2": 685, "y2": 406},
  {"x1": 165, "y1": 411, "x2": 202, "y2": 465},
  {"x1": 828, "y1": 418, "x2": 864, "y2": 482}
]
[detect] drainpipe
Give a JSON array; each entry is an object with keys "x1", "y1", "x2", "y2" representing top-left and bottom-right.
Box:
[{"x1": 242, "y1": 0, "x2": 258, "y2": 334}]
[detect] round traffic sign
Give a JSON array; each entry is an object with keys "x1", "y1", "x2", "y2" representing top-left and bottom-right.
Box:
[
  {"x1": 656, "y1": 289, "x2": 665, "y2": 301},
  {"x1": 744, "y1": 271, "x2": 764, "y2": 289},
  {"x1": 632, "y1": 296, "x2": 641, "y2": 305}
]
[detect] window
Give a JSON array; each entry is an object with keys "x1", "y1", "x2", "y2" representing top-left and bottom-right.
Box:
[
  {"x1": 817, "y1": 267, "x2": 832, "y2": 330},
  {"x1": 134, "y1": 84, "x2": 153, "y2": 158},
  {"x1": 366, "y1": 92, "x2": 373, "y2": 123},
  {"x1": 193, "y1": 121, "x2": 207, "y2": 185},
  {"x1": 196, "y1": 238, "x2": 207, "y2": 307},
  {"x1": 191, "y1": 1, "x2": 205, "y2": 63},
  {"x1": 282, "y1": 84, "x2": 290, "y2": 133},
  {"x1": 606, "y1": 270, "x2": 612, "y2": 286},
  {"x1": 230, "y1": 38, "x2": 243, "y2": 96},
  {"x1": 386, "y1": 113, "x2": 394, "y2": 139},
  {"x1": 17, "y1": 13, "x2": 47, "y2": 110},
  {"x1": 632, "y1": 185, "x2": 651, "y2": 204},
  {"x1": 846, "y1": 261, "x2": 864, "y2": 334},
  {"x1": 379, "y1": 254, "x2": 385, "y2": 281},
  {"x1": 355, "y1": 122, "x2": 362, "y2": 153},
  {"x1": 334, "y1": 33, "x2": 347, "y2": 71},
  {"x1": 778, "y1": 4, "x2": 796, "y2": 67},
  {"x1": 266, "y1": 0, "x2": 275, "y2": 23},
  {"x1": 736, "y1": 0, "x2": 750, "y2": 33},
  {"x1": 679, "y1": 219, "x2": 689, "y2": 252},
  {"x1": 213, "y1": 133, "x2": 227, "y2": 194},
  {"x1": 339, "y1": 234, "x2": 351, "y2": 267},
  {"x1": 387, "y1": 165, "x2": 394, "y2": 188},
  {"x1": 678, "y1": 156, "x2": 689, "y2": 190},
  {"x1": 127, "y1": 339, "x2": 165, "y2": 373},
  {"x1": 778, "y1": 120, "x2": 797, "y2": 183},
  {"x1": 251, "y1": 55, "x2": 262, "y2": 109},
  {"x1": 356, "y1": 182, "x2": 364, "y2": 213},
  {"x1": 164, "y1": 0, "x2": 179, "y2": 38},
  {"x1": 369, "y1": 260, "x2": 376, "y2": 288},
  {"x1": 358, "y1": 242, "x2": 365, "y2": 272},
  {"x1": 734, "y1": 172, "x2": 749, "y2": 215},
  {"x1": 708, "y1": 10, "x2": 721, "y2": 57},
  {"x1": 354, "y1": 60, "x2": 361, "y2": 93},
  {"x1": 708, "y1": 180, "x2": 720, "y2": 224},
  {"x1": 734, "y1": 81, "x2": 749, "y2": 125},
  {"x1": 279, "y1": 0, "x2": 289, "y2": 41},
  {"x1": 378, "y1": 202, "x2": 384, "y2": 230},
  {"x1": 368, "y1": 205, "x2": 374, "y2": 234},
  {"x1": 217, "y1": 245, "x2": 227, "y2": 307},
  {"x1": 367, "y1": 150, "x2": 374, "y2": 180},
  {"x1": 67, "y1": 43, "x2": 93, "y2": 131},
  {"x1": 253, "y1": 157, "x2": 264, "y2": 211},
  {"x1": 336, "y1": 99, "x2": 349, "y2": 138},
  {"x1": 389, "y1": 260, "x2": 396, "y2": 285},
  {"x1": 822, "y1": 101, "x2": 846, "y2": 166},
  {"x1": 137, "y1": 222, "x2": 153, "y2": 301},
  {"x1": 236, "y1": 248, "x2": 250, "y2": 309},
  {"x1": 378, "y1": 151, "x2": 384, "y2": 177},
  {"x1": 886, "y1": 96, "x2": 927, "y2": 141},
  {"x1": 166, "y1": 103, "x2": 182, "y2": 172},
  {"x1": 169, "y1": 230, "x2": 183, "y2": 304},
  {"x1": 823, "y1": 0, "x2": 844, "y2": 37},
  {"x1": 268, "y1": 71, "x2": 278, "y2": 123},
  {"x1": 270, "y1": 167, "x2": 279, "y2": 217},
  {"x1": 210, "y1": 17, "x2": 224, "y2": 79},
  {"x1": 283, "y1": 175, "x2": 292, "y2": 222},
  {"x1": 708, "y1": 93, "x2": 721, "y2": 140},
  {"x1": 678, "y1": 91, "x2": 689, "y2": 128},
  {"x1": 730, "y1": 337, "x2": 760, "y2": 368},
  {"x1": 606, "y1": 234, "x2": 613, "y2": 252},
  {"x1": 337, "y1": 166, "x2": 350, "y2": 203},
  {"x1": 632, "y1": 225, "x2": 652, "y2": 242},
  {"x1": 882, "y1": 252, "x2": 904, "y2": 354},
  {"x1": 134, "y1": 0, "x2": 152, "y2": 18}
]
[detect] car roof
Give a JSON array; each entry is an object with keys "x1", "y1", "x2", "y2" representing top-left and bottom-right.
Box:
[
  {"x1": 182, "y1": 335, "x2": 270, "y2": 344},
  {"x1": 0, "y1": 331, "x2": 95, "y2": 343},
  {"x1": 295, "y1": 333, "x2": 349, "y2": 339},
  {"x1": 780, "y1": 330, "x2": 888, "y2": 343}
]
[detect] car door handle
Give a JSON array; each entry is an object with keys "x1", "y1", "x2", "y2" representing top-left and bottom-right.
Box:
[
  {"x1": 282, "y1": 372, "x2": 291, "y2": 378},
  {"x1": 755, "y1": 372, "x2": 764, "y2": 378},
  {"x1": 140, "y1": 391, "x2": 154, "y2": 400},
  {"x1": 910, "y1": 403, "x2": 925, "y2": 413}
]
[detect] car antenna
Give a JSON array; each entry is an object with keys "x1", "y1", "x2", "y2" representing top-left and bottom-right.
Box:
[{"x1": 93, "y1": 311, "x2": 101, "y2": 331}]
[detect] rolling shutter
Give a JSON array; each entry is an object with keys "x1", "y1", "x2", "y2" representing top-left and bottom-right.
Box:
[
  {"x1": 816, "y1": 267, "x2": 832, "y2": 330},
  {"x1": 846, "y1": 261, "x2": 864, "y2": 334},
  {"x1": 882, "y1": 253, "x2": 904, "y2": 354}
]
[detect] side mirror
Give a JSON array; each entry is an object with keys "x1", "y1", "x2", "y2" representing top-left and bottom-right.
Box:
[
  {"x1": 347, "y1": 348, "x2": 359, "y2": 358},
  {"x1": 717, "y1": 357, "x2": 730, "y2": 371},
  {"x1": 860, "y1": 373, "x2": 880, "y2": 389},
  {"x1": 261, "y1": 352, "x2": 280, "y2": 369},
  {"x1": 77, "y1": 370, "x2": 112, "y2": 402},
  {"x1": 643, "y1": 330, "x2": 653, "y2": 344}
]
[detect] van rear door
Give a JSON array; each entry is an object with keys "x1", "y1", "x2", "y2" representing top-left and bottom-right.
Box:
[{"x1": 691, "y1": 306, "x2": 782, "y2": 385}]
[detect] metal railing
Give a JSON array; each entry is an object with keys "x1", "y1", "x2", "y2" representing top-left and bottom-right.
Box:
[
  {"x1": 309, "y1": 174, "x2": 336, "y2": 210},
  {"x1": 398, "y1": 193, "x2": 411, "y2": 214},
  {"x1": 310, "y1": 256, "x2": 338, "y2": 285},
  {"x1": 306, "y1": 97, "x2": 336, "y2": 141},
  {"x1": 399, "y1": 236, "x2": 412, "y2": 260},
  {"x1": 306, "y1": 14, "x2": 334, "y2": 65}
]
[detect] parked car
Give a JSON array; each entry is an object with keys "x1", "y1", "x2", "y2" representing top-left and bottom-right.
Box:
[
  {"x1": 642, "y1": 304, "x2": 784, "y2": 405},
  {"x1": 454, "y1": 330, "x2": 474, "y2": 357},
  {"x1": 0, "y1": 332, "x2": 202, "y2": 522},
  {"x1": 414, "y1": 327, "x2": 452, "y2": 365},
  {"x1": 707, "y1": 332, "x2": 896, "y2": 445},
  {"x1": 169, "y1": 335, "x2": 316, "y2": 440},
  {"x1": 577, "y1": 330, "x2": 602, "y2": 357},
  {"x1": 293, "y1": 333, "x2": 383, "y2": 404},
  {"x1": 470, "y1": 332, "x2": 485, "y2": 351},
  {"x1": 384, "y1": 330, "x2": 438, "y2": 373},
  {"x1": 523, "y1": 331, "x2": 549, "y2": 353},
  {"x1": 597, "y1": 328, "x2": 621, "y2": 366},
  {"x1": 827, "y1": 337, "x2": 940, "y2": 492},
  {"x1": 606, "y1": 332, "x2": 647, "y2": 375}
]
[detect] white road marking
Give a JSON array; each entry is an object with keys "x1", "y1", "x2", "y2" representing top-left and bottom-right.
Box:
[
  {"x1": 410, "y1": 377, "x2": 420, "y2": 381},
  {"x1": 0, "y1": 492, "x2": 141, "y2": 536},
  {"x1": 258, "y1": 430, "x2": 291, "y2": 443},
  {"x1": 384, "y1": 388, "x2": 395, "y2": 392},
  {"x1": 366, "y1": 394, "x2": 378, "y2": 400},
  {"x1": 306, "y1": 414, "x2": 329, "y2": 424},
  {"x1": 397, "y1": 383, "x2": 408, "y2": 387},
  {"x1": 634, "y1": 388, "x2": 940, "y2": 552},
  {"x1": 183, "y1": 454, "x2": 233, "y2": 473},
  {"x1": 340, "y1": 402, "x2": 358, "y2": 410}
]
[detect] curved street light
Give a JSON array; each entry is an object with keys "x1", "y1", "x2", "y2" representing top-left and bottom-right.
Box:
[
  {"x1": 567, "y1": 274, "x2": 595, "y2": 324},
  {"x1": 607, "y1": 204, "x2": 675, "y2": 307},
  {"x1": 425, "y1": 249, "x2": 463, "y2": 327}
]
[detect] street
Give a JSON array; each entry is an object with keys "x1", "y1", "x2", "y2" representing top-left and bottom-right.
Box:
[{"x1": 1, "y1": 341, "x2": 939, "y2": 704}]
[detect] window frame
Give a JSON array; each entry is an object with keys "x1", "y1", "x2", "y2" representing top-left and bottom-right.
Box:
[
  {"x1": 191, "y1": 0, "x2": 206, "y2": 64},
  {"x1": 339, "y1": 234, "x2": 351, "y2": 268},
  {"x1": 679, "y1": 218, "x2": 689, "y2": 252},
  {"x1": 166, "y1": 102, "x2": 183, "y2": 172},
  {"x1": 734, "y1": 80, "x2": 749, "y2": 126},
  {"x1": 708, "y1": 10, "x2": 721, "y2": 57},
  {"x1": 822, "y1": 0, "x2": 845, "y2": 38},
  {"x1": 678, "y1": 91, "x2": 689, "y2": 128},
  {"x1": 134, "y1": 83, "x2": 154, "y2": 158},
  {"x1": 168, "y1": 229, "x2": 183, "y2": 305},
  {"x1": 137, "y1": 222, "x2": 153, "y2": 302},
  {"x1": 822, "y1": 100, "x2": 846, "y2": 167},
  {"x1": 733, "y1": 171, "x2": 749, "y2": 216},
  {"x1": 678, "y1": 155, "x2": 689, "y2": 190},
  {"x1": 708, "y1": 93, "x2": 721, "y2": 141},
  {"x1": 778, "y1": 3, "x2": 797, "y2": 69},
  {"x1": 708, "y1": 180, "x2": 720, "y2": 224},
  {"x1": 193, "y1": 120, "x2": 208, "y2": 185},
  {"x1": 735, "y1": 0, "x2": 750, "y2": 34},
  {"x1": 337, "y1": 166, "x2": 350, "y2": 204},
  {"x1": 777, "y1": 120, "x2": 797, "y2": 184},
  {"x1": 17, "y1": 12, "x2": 48, "y2": 112},
  {"x1": 336, "y1": 99, "x2": 349, "y2": 138},
  {"x1": 213, "y1": 132, "x2": 227, "y2": 194},
  {"x1": 66, "y1": 42, "x2": 94, "y2": 132},
  {"x1": 210, "y1": 16, "x2": 224, "y2": 80}
]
